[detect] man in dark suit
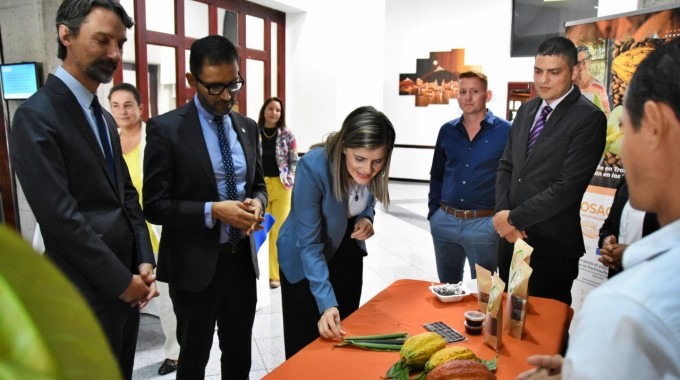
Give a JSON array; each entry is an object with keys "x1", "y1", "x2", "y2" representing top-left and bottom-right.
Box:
[
  {"x1": 9, "y1": 1, "x2": 157, "y2": 378},
  {"x1": 143, "y1": 35, "x2": 267, "y2": 379},
  {"x1": 494, "y1": 37, "x2": 606, "y2": 305}
]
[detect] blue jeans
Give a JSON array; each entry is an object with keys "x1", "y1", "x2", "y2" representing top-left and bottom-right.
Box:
[{"x1": 429, "y1": 208, "x2": 498, "y2": 283}]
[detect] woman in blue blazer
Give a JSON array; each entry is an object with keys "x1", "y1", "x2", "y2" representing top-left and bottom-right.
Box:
[{"x1": 278, "y1": 106, "x2": 396, "y2": 358}]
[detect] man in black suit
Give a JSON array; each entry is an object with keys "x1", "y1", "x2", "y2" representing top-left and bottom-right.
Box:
[
  {"x1": 143, "y1": 35, "x2": 267, "y2": 379},
  {"x1": 9, "y1": 1, "x2": 157, "y2": 378},
  {"x1": 494, "y1": 37, "x2": 606, "y2": 305}
]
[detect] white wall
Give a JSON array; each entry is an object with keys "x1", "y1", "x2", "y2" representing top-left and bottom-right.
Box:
[
  {"x1": 283, "y1": 0, "x2": 386, "y2": 152},
  {"x1": 597, "y1": 0, "x2": 639, "y2": 16},
  {"x1": 383, "y1": 0, "x2": 534, "y2": 179},
  {"x1": 280, "y1": 0, "x2": 537, "y2": 180},
  {"x1": 275, "y1": 0, "x2": 642, "y2": 180}
]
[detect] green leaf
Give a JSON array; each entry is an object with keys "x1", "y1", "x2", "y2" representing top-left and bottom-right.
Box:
[
  {"x1": 0, "y1": 226, "x2": 122, "y2": 379},
  {"x1": 477, "y1": 354, "x2": 499, "y2": 372},
  {"x1": 386, "y1": 359, "x2": 410, "y2": 380}
]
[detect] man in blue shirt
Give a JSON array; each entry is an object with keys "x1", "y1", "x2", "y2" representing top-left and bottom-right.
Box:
[{"x1": 428, "y1": 71, "x2": 511, "y2": 284}]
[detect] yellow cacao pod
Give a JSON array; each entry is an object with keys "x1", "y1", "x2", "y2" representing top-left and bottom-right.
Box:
[
  {"x1": 424, "y1": 346, "x2": 477, "y2": 372},
  {"x1": 400, "y1": 332, "x2": 447, "y2": 368}
]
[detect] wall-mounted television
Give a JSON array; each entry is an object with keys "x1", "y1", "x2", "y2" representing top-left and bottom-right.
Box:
[
  {"x1": 0, "y1": 62, "x2": 41, "y2": 100},
  {"x1": 511, "y1": 0, "x2": 599, "y2": 57}
]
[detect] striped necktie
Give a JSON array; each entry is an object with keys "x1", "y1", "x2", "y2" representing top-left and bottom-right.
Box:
[{"x1": 527, "y1": 105, "x2": 552, "y2": 152}]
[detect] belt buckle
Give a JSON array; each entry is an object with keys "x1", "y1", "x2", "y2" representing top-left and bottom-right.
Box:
[{"x1": 463, "y1": 210, "x2": 471, "y2": 218}]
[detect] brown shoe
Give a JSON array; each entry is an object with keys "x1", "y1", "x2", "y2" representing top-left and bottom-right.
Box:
[
  {"x1": 269, "y1": 280, "x2": 280, "y2": 289},
  {"x1": 158, "y1": 359, "x2": 178, "y2": 375}
]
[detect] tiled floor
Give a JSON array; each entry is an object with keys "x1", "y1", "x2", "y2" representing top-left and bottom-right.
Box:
[{"x1": 132, "y1": 181, "x2": 472, "y2": 379}]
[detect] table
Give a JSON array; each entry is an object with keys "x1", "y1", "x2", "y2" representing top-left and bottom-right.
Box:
[{"x1": 263, "y1": 279, "x2": 571, "y2": 379}]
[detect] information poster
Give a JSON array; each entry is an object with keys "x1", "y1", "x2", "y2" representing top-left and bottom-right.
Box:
[{"x1": 566, "y1": 5, "x2": 680, "y2": 314}]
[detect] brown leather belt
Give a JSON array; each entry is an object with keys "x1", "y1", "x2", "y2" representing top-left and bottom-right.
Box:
[{"x1": 440, "y1": 203, "x2": 494, "y2": 219}]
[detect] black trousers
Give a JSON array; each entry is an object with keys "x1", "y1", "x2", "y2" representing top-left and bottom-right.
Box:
[
  {"x1": 498, "y1": 238, "x2": 580, "y2": 306},
  {"x1": 77, "y1": 282, "x2": 140, "y2": 380},
  {"x1": 281, "y1": 217, "x2": 364, "y2": 359},
  {"x1": 170, "y1": 238, "x2": 257, "y2": 380}
]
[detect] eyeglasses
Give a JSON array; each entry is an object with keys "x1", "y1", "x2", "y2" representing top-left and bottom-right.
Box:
[
  {"x1": 195, "y1": 73, "x2": 244, "y2": 96},
  {"x1": 577, "y1": 58, "x2": 590, "y2": 67}
]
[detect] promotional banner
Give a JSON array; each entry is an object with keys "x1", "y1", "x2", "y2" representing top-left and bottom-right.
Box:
[{"x1": 566, "y1": 5, "x2": 680, "y2": 313}]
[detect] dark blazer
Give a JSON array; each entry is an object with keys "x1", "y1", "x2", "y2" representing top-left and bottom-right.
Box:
[
  {"x1": 496, "y1": 86, "x2": 607, "y2": 257},
  {"x1": 10, "y1": 74, "x2": 154, "y2": 298},
  {"x1": 143, "y1": 100, "x2": 267, "y2": 292},
  {"x1": 598, "y1": 179, "x2": 660, "y2": 248}
]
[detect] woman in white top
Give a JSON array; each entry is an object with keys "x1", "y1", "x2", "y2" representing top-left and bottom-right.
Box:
[{"x1": 597, "y1": 178, "x2": 659, "y2": 277}]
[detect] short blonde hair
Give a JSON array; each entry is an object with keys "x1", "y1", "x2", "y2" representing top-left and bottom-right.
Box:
[{"x1": 458, "y1": 71, "x2": 488, "y2": 90}]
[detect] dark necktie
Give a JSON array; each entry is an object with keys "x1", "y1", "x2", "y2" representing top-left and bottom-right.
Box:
[
  {"x1": 527, "y1": 105, "x2": 552, "y2": 152},
  {"x1": 214, "y1": 115, "x2": 241, "y2": 245},
  {"x1": 91, "y1": 96, "x2": 116, "y2": 180}
]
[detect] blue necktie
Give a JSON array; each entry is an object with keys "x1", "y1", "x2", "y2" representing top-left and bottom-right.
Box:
[
  {"x1": 91, "y1": 96, "x2": 116, "y2": 180},
  {"x1": 527, "y1": 105, "x2": 552, "y2": 152},
  {"x1": 214, "y1": 115, "x2": 241, "y2": 245}
]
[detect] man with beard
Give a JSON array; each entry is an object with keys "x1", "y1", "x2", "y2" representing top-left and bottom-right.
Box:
[
  {"x1": 9, "y1": 1, "x2": 156, "y2": 378},
  {"x1": 143, "y1": 35, "x2": 267, "y2": 379}
]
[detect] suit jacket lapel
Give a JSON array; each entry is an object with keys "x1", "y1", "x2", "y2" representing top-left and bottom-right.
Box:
[
  {"x1": 541, "y1": 87, "x2": 581, "y2": 138},
  {"x1": 524, "y1": 87, "x2": 581, "y2": 160},
  {"x1": 103, "y1": 110, "x2": 124, "y2": 197},
  {"x1": 49, "y1": 76, "x2": 119, "y2": 193},
  {"x1": 521, "y1": 99, "x2": 541, "y2": 162},
  {"x1": 179, "y1": 102, "x2": 219, "y2": 195},
  {"x1": 230, "y1": 114, "x2": 254, "y2": 183}
]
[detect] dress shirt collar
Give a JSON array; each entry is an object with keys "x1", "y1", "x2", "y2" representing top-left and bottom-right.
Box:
[
  {"x1": 623, "y1": 218, "x2": 680, "y2": 270},
  {"x1": 456, "y1": 109, "x2": 498, "y2": 129},
  {"x1": 540, "y1": 84, "x2": 575, "y2": 110},
  {"x1": 193, "y1": 94, "x2": 231, "y2": 128},
  {"x1": 55, "y1": 66, "x2": 95, "y2": 109}
]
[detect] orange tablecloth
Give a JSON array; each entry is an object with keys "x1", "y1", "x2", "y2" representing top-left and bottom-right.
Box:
[{"x1": 264, "y1": 279, "x2": 571, "y2": 380}]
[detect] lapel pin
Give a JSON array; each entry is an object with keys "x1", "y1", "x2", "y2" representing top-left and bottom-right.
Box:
[{"x1": 241, "y1": 128, "x2": 246, "y2": 133}]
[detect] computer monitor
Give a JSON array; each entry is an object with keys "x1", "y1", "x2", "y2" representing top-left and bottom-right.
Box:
[{"x1": 0, "y1": 62, "x2": 41, "y2": 100}]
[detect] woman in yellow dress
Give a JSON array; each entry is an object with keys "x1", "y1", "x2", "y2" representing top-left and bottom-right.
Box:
[{"x1": 109, "y1": 83, "x2": 180, "y2": 376}]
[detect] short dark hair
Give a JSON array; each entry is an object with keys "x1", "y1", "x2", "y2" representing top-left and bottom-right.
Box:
[
  {"x1": 458, "y1": 71, "x2": 488, "y2": 90},
  {"x1": 108, "y1": 82, "x2": 140, "y2": 104},
  {"x1": 189, "y1": 35, "x2": 239, "y2": 78},
  {"x1": 257, "y1": 97, "x2": 286, "y2": 130},
  {"x1": 56, "y1": 0, "x2": 134, "y2": 60},
  {"x1": 536, "y1": 36, "x2": 578, "y2": 68},
  {"x1": 625, "y1": 38, "x2": 680, "y2": 131}
]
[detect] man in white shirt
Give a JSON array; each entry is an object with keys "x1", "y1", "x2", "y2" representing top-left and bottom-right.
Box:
[{"x1": 516, "y1": 38, "x2": 680, "y2": 380}]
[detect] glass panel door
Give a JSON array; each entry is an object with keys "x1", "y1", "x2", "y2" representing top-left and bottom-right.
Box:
[
  {"x1": 246, "y1": 59, "x2": 265, "y2": 121},
  {"x1": 147, "y1": 45, "x2": 177, "y2": 117}
]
